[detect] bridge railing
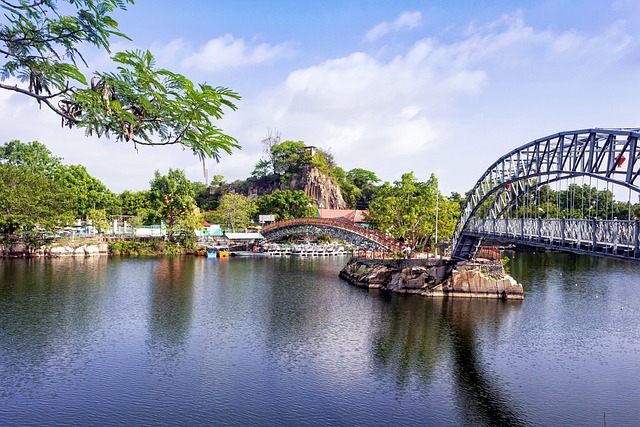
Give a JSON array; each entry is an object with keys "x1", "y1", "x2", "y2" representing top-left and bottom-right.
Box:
[
  {"x1": 465, "y1": 217, "x2": 640, "y2": 258},
  {"x1": 261, "y1": 217, "x2": 403, "y2": 251}
]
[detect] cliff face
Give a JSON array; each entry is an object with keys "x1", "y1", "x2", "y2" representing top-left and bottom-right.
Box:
[
  {"x1": 290, "y1": 166, "x2": 346, "y2": 210},
  {"x1": 241, "y1": 166, "x2": 346, "y2": 210}
]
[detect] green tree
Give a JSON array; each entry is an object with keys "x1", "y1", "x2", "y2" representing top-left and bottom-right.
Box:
[
  {"x1": 347, "y1": 168, "x2": 380, "y2": 189},
  {"x1": 171, "y1": 208, "x2": 203, "y2": 241},
  {"x1": 0, "y1": 140, "x2": 117, "y2": 220},
  {"x1": 58, "y1": 164, "x2": 117, "y2": 219},
  {"x1": 0, "y1": 140, "x2": 62, "y2": 175},
  {"x1": 148, "y1": 169, "x2": 196, "y2": 236},
  {"x1": 329, "y1": 167, "x2": 360, "y2": 209},
  {"x1": 0, "y1": 164, "x2": 75, "y2": 235},
  {"x1": 211, "y1": 193, "x2": 255, "y2": 232},
  {"x1": 1, "y1": 0, "x2": 240, "y2": 160},
  {"x1": 368, "y1": 172, "x2": 439, "y2": 252},
  {"x1": 118, "y1": 190, "x2": 151, "y2": 217},
  {"x1": 255, "y1": 189, "x2": 316, "y2": 220},
  {"x1": 347, "y1": 167, "x2": 380, "y2": 209},
  {"x1": 87, "y1": 208, "x2": 109, "y2": 233}
]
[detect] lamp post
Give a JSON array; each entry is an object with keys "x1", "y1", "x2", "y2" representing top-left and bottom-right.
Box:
[{"x1": 435, "y1": 184, "x2": 439, "y2": 257}]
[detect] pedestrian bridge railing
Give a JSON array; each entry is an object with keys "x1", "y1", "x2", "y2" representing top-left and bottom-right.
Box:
[{"x1": 463, "y1": 217, "x2": 640, "y2": 260}]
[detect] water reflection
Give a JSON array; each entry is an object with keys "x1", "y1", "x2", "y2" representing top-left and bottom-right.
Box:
[
  {"x1": 368, "y1": 290, "x2": 526, "y2": 426},
  {"x1": 369, "y1": 293, "x2": 445, "y2": 389},
  {"x1": 2, "y1": 255, "x2": 637, "y2": 425},
  {"x1": 0, "y1": 257, "x2": 109, "y2": 399},
  {"x1": 147, "y1": 257, "x2": 195, "y2": 362},
  {"x1": 441, "y1": 298, "x2": 526, "y2": 426}
]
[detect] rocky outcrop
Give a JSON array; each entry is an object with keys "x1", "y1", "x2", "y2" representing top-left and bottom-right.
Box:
[
  {"x1": 339, "y1": 258, "x2": 524, "y2": 300},
  {"x1": 1, "y1": 242, "x2": 108, "y2": 257},
  {"x1": 292, "y1": 166, "x2": 346, "y2": 210},
  {"x1": 238, "y1": 165, "x2": 347, "y2": 210},
  {"x1": 425, "y1": 268, "x2": 523, "y2": 300}
]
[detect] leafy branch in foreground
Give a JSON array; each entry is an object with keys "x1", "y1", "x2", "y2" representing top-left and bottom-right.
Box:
[{"x1": 0, "y1": 0, "x2": 241, "y2": 159}]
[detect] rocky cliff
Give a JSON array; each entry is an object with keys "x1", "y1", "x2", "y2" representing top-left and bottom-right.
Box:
[
  {"x1": 240, "y1": 165, "x2": 346, "y2": 210},
  {"x1": 291, "y1": 166, "x2": 346, "y2": 209}
]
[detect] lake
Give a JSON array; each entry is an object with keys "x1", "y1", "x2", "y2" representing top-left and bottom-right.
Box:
[{"x1": 1, "y1": 253, "x2": 639, "y2": 426}]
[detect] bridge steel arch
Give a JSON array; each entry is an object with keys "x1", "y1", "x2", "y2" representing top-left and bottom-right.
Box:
[
  {"x1": 261, "y1": 218, "x2": 403, "y2": 251},
  {"x1": 452, "y1": 128, "x2": 640, "y2": 259}
]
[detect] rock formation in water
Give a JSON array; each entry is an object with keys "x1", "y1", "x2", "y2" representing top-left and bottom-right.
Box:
[{"x1": 339, "y1": 258, "x2": 524, "y2": 300}]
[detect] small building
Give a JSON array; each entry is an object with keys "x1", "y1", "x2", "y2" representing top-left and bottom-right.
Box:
[
  {"x1": 223, "y1": 232, "x2": 264, "y2": 251},
  {"x1": 197, "y1": 221, "x2": 223, "y2": 238}
]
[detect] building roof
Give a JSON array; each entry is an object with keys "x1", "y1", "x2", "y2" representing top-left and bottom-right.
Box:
[{"x1": 317, "y1": 209, "x2": 369, "y2": 223}]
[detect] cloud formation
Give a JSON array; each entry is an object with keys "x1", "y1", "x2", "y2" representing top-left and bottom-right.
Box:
[
  {"x1": 181, "y1": 34, "x2": 295, "y2": 72},
  {"x1": 231, "y1": 10, "x2": 638, "y2": 193},
  {"x1": 4, "y1": 5, "x2": 640, "y2": 195},
  {"x1": 365, "y1": 11, "x2": 422, "y2": 43}
]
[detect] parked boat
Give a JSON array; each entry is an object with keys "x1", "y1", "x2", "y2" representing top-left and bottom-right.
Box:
[{"x1": 206, "y1": 246, "x2": 217, "y2": 258}]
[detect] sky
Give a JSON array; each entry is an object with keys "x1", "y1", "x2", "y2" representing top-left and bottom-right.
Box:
[{"x1": 3, "y1": 0, "x2": 640, "y2": 196}]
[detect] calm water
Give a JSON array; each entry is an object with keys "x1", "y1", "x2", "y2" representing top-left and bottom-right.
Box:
[{"x1": 0, "y1": 253, "x2": 639, "y2": 426}]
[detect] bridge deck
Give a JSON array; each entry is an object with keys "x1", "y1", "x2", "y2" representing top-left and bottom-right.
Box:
[{"x1": 462, "y1": 217, "x2": 640, "y2": 261}]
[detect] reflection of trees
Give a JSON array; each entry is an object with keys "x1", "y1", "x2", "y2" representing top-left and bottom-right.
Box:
[
  {"x1": 370, "y1": 295, "x2": 526, "y2": 426},
  {"x1": 147, "y1": 257, "x2": 195, "y2": 361},
  {"x1": 263, "y1": 258, "x2": 335, "y2": 355},
  {"x1": 370, "y1": 294, "x2": 446, "y2": 389},
  {"x1": 0, "y1": 257, "x2": 109, "y2": 398},
  {"x1": 441, "y1": 298, "x2": 526, "y2": 427},
  {"x1": 510, "y1": 251, "x2": 622, "y2": 293}
]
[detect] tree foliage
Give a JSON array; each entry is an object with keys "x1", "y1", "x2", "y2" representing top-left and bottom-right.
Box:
[
  {"x1": 210, "y1": 193, "x2": 255, "y2": 232},
  {"x1": 0, "y1": 140, "x2": 62, "y2": 175},
  {"x1": 1, "y1": 140, "x2": 117, "y2": 219},
  {"x1": 58, "y1": 163, "x2": 117, "y2": 218},
  {"x1": 148, "y1": 169, "x2": 196, "y2": 235},
  {"x1": 255, "y1": 189, "x2": 316, "y2": 220},
  {"x1": 0, "y1": 163, "x2": 75, "y2": 234},
  {"x1": 368, "y1": 172, "x2": 441, "y2": 251},
  {"x1": 0, "y1": 0, "x2": 240, "y2": 159}
]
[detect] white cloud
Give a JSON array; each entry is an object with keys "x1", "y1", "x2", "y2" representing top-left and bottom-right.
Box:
[
  {"x1": 231, "y1": 10, "x2": 639, "y2": 194},
  {"x1": 181, "y1": 34, "x2": 295, "y2": 72},
  {"x1": 4, "y1": 7, "x2": 640, "y2": 196},
  {"x1": 365, "y1": 11, "x2": 422, "y2": 43}
]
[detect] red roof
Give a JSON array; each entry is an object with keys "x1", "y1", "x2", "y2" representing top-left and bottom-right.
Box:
[
  {"x1": 317, "y1": 209, "x2": 368, "y2": 223},
  {"x1": 202, "y1": 220, "x2": 211, "y2": 227}
]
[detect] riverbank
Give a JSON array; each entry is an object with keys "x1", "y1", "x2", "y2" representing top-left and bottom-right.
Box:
[
  {"x1": 339, "y1": 257, "x2": 524, "y2": 300},
  {"x1": 0, "y1": 241, "x2": 109, "y2": 257},
  {"x1": 0, "y1": 239, "x2": 185, "y2": 257}
]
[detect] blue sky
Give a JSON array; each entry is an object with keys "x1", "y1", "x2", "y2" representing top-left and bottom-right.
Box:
[{"x1": 2, "y1": 0, "x2": 640, "y2": 195}]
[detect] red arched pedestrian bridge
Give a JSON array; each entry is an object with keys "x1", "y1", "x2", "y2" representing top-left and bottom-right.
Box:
[{"x1": 261, "y1": 218, "x2": 403, "y2": 252}]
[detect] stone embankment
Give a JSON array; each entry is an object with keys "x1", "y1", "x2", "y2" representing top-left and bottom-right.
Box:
[
  {"x1": 1, "y1": 242, "x2": 109, "y2": 257},
  {"x1": 339, "y1": 257, "x2": 524, "y2": 300}
]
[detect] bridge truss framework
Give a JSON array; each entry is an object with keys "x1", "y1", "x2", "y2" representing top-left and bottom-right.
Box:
[{"x1": 452, "y1": 128, "x2": 640, "y2": 260}]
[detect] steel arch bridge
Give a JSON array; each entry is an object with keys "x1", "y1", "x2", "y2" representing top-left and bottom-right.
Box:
[
  {"x1": 261, "y1": 218, "x2": 403, "y2": 251},
  {"x1": 452, "y1": 128, "x2": 640, "y2": 261}
]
